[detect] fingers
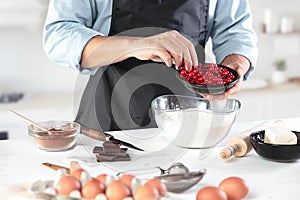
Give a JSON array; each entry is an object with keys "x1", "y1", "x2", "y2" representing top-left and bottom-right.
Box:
[
  {"x1": 163, "y1": 30, "x2": 197, "y2": 71},
  {"x1": 224, "y1": 77, "x2": 243, "y2": 97},
  {"x1": 201, "y1": 77, "x2": 243, "y2": 101},
  {"x1": 170, "y1": 39, "x2": 192, "y2": 70},
  {"x1": 221, "y1": 54, "x2": 250, "y2": 77},
  {"x1": 153, "y1": 49, "x2": 173, "y2": 67},
  {"x1": 134, "y1": 30, "x2": 197, "y2": 70},
  {"x1": 174, "y1": 32, "x2": 198, "y2": 69}
]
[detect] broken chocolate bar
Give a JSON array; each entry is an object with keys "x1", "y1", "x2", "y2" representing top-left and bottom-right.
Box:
[
  {"x1": 93, "y1": 146, "x2": 128, "y2": 156},
  {"x1": 93, "y1": 141, "x2": 131, "y2": 162},
  {"x1": 96, "y1": 154, "x2": 131, "y2": 162},
  {"x1": 102, "y1": 141, "x2": 122, "y2": 153},
  {"x1": 103, "y1": 140, "x2": 121, "y2": 148}
]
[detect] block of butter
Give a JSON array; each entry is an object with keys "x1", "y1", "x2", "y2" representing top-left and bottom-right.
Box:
[{"x1": 264, "y1": 125, "x2": 297, "y2": 145}]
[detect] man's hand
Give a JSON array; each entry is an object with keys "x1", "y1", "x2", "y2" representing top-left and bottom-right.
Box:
[
  {"x1": 80, "y1": 30, "x2": 198, "y2": 71},
  {"x1": 129, "y1": 30, "x2": 198, "y2": 71},
  {"x1": 201, "y1": 54, "x2": 250, "y2": 101}
]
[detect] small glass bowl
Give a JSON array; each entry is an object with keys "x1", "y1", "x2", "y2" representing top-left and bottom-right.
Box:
[{"x1": 28, "y1": 121, "x2": 80, "y2": 151}]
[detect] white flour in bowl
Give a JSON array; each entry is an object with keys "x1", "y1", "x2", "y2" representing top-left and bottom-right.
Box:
[{"x1": 155, "y1": 108, "x2": 236, "y2": 148}]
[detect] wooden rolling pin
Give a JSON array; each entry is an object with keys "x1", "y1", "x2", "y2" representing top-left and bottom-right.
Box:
[
  {"x1": 219, "y1": 133, "x2": 251, "y2": 160},
  {"x1": 220, "y1": 120, "x2": 284, "y2": 160}
]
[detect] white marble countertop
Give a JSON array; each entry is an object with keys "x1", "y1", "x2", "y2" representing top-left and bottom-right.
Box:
[{"x1": 1, "y1": 116, "x2": 300, "y2": 200}]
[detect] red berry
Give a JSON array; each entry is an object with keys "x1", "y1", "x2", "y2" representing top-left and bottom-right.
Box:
[
  {"x1": 178, "y1": 63, "x2": 236, "y2": 86},
  {"x1": 180, "y1": 70, "x2": 187, "y2": 76},
  {"x1": 177, "y1": 65, "x2": 184, "y2": 71}
]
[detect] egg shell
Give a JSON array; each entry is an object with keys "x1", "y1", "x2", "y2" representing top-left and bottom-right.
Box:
[
  {"x1": 133, "y1": 185, "x2": 160, "y2": 200},
  {"x1": 219, "y1": 177, "x2": 249, "y2": 200},
  {"x1": 196, "y1": 186, "x2": 228, "y2": 200},
  {"x1": 82, "y1": 179, "x2": 105, "y2": 199},
  {"x1": 70, "y1": 168, "x2": 86, "y2": 181},
  {"x1": 96, "y1": 174, "x2": 115, "y2": 186},
  {"x1": 130, "y1": 177, "x2": 142, "y2": 194},
  {"x1": 145, "y1": 178, "x2": 167, "y2": 196},
  {"x1": 106, "y1": 180, "x2": 131, "y2": 200},
  {"x1": 96, "y1": 174, "x2": 108, "y2": 184},
  {"x1": 70, "y1": 161, "x2": 81, "y2": 172},
  {"x1": 120, "y1": 174, "x2": 135, "y2": 188},
  {"x1": 119, "y1": 174, "x2": 142, "y2": 193},
  {"x1": 53, "y1": 168, "x2": 67, "y2": 188},
  {"x1": 55, "y1": 175, "x2": 81, "y2": 195},
  {"x1": 80, "y1": 171, "x2": 91, "y2": 185}
]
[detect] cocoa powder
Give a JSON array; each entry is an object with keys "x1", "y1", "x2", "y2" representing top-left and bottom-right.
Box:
[
  {"x1": 29, "y1": 123, "x2": 79, "y2": 151},
  {"x1": 33, "y1": 135, "x2": 76, "y2": 150}
]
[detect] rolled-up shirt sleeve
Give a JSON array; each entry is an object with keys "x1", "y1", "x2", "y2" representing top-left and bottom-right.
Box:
[
  {"x1": 43, "y1": 0, "x2": 104, "y2": 74},
  {"x1": 209, "y1": 0, "x2": 258, "y2": 79}
]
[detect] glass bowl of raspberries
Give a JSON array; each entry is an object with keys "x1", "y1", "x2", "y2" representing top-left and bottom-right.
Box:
[{"x1": 175, "y1": 63, "x2": 239, "y2": 94}]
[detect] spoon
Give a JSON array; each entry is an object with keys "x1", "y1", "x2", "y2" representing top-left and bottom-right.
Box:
[
  {"x1": 155, "y1": 163, "x2": 206, "y2": 193},
  {"x1": 7, "y1": 109, "x2": 54, "y2": 135},
  {"x1": 156, "y1": 169, "x2": 206, "y2": 193},
  {"x1": 156, "y1": 162, "x2": 190, "y2": 175}
]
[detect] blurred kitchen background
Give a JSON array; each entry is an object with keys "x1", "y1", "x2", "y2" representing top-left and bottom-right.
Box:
[{"x1": 0, "y1": 0, "x2": 300, "y2": 139}]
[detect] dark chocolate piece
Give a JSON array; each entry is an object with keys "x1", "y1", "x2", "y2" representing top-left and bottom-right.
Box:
[
  {"x1": 96, "y1": 154, "x2": 131, "y2": 162},
  {"x1": 93, "y1": 146, "x2": 128, "y2": 154},
  {"x1": 99, "y1": 151, "x2": 128, "y2": 157},
  {"x1": 93, "y1": 141, "x2": 131, "y2": 162},
  {"x1": 104, "y1": 147, "x2": 128, "y2": 154},
  {"x1": 93, "y1": 146, "x2": 103, "y2": 154},
  {"x1": 103, "y1": 141, "x2": 121, "y2": 153}
]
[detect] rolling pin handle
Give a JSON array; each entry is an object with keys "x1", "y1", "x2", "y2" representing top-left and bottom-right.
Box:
[{"x1": 220, "y1": 144, "x2": 240, "y2": 160}]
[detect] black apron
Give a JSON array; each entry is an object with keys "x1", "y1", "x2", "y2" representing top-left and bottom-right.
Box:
[{"x1": 75, "y1": 0, "x2": 209, "y2": 131}]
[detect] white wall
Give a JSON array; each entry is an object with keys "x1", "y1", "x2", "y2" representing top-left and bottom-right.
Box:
[
  {"x1": 0, "y1": 27, "x2": 78, "y2": 93},
  {"x1": 0, "y1": 0, "x2": 78, "y2": 94},
  {"x1": 0, "y1": 0, "x2": 299, "y2": 94},
  {"x1": 249, "y1": 0, "x2": 300, "y2": 80}
]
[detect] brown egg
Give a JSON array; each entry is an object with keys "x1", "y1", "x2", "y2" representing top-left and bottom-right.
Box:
[
  {"x1": 82, "y1": 178, "x2": 105, "y2": 199},
  {"x1": 145, "y1": 178, "x2": 167, "y2": 196},
  {"x1": 96, "y1": 173, "x2": 116, "y2": 187},
  {"x1": 70, "y1": 168, "x2": 86, "y2": 181},
  {"x1": 196, "y1": 186, "x2": 228, "y2": 200},
  {"x1": 120, "y1": 174, "x2": 135, "y2": 188},
  {"x1": 96, "y1": 173, "x2": 108, "y2": 185},
  {"x1": 55, "y1": 175, "x2": 81, "y2": 195},
  {"x1": 106, "y1": 180, "x2": 131, "y2": 200},
  {"x1": 133, "y1": 185, "x2": 160, "y2": 200},
  {"x1": 219, "y1": 177, "x2": 249, "y2": 200}
]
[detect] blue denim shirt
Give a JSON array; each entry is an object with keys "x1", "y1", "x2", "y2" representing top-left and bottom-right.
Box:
[{"x1": 43, "y1": 0, "x2": 258, "y2": 77}]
